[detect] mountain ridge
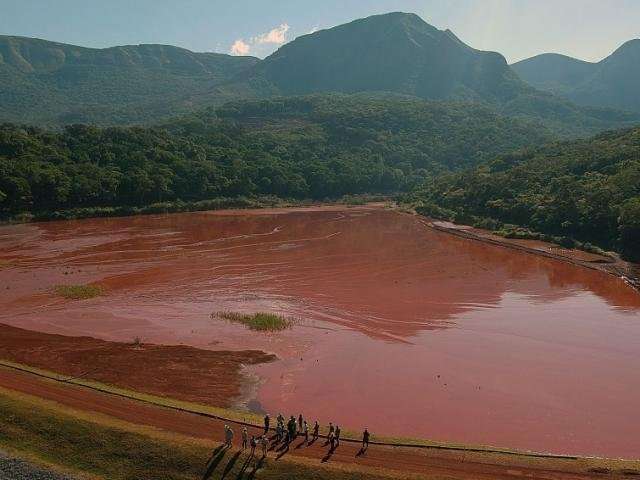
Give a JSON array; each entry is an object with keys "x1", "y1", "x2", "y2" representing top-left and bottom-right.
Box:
[
  {"x1": 0, "y1": 12, "x2": 638, "y2": 134},
  {"x1": 512, "y1": 39, "x2": 640, "y2": 112}
]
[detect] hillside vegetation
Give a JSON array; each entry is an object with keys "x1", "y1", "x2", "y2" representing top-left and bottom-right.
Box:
[
  {"x1": 0, "y1": 35, "x2": 258, "y2": 125},
  {"x1": 413, "y1": 127, "x2": 640, "y2": 260},
  {"x1": 0, "y1": 94, "x2": 552, "y2": 218}
]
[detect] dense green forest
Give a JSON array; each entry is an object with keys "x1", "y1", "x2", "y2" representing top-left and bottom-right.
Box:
[
  {"x1": 0, "y1": 94, "x2": 551, "y2": 218},
  {"x1": 412, "y1": 127, "x2": 640, "y2": 260}
]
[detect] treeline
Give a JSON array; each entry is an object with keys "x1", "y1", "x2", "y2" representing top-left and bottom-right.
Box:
[
  {"x1": 413, "y1": 127, "x2": 640, "y2": 260},
  {"x1": 0, "y1": 94, "x2": 550, "y2": 218}
]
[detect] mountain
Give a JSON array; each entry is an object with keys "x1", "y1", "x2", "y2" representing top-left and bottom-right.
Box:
[
  {"x1": 0, "y1": 14, "x2": 637, "y2": 136},
  {"x1": 250, "y1": 12, "x2": 526, "y2": 103},
  {"x1": 513, "y1": 39, "x2": 640, "y2": 113},
  {"x1": 0, "y1": 35, "x2": 259, "y2": 125},
  {"x1": 243, "y1": 12, "x2": 637, "y2": 136},
  {"x1": 510, "y1": 53, "x2": 595, "y2": 95}
]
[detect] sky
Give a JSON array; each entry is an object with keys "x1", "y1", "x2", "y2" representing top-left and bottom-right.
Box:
[{"x1": 1, "y1": 0, "x2": 639, "y2": 63}]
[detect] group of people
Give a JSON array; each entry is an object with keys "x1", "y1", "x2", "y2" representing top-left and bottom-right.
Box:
[{"x1": 219, "y1": 413, "x2": 371, "y2": 459}]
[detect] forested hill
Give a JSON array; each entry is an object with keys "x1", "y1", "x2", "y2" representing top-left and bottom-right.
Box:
[
  {"x1": 414, "y1": 127, "x2": 640, "y2": 260},
  {"x1": 0, "y1": 94, "x2": 551, "y2": 218},
  {"x1": 0, "y1": 35, "x2": 258, "y2": 125}
]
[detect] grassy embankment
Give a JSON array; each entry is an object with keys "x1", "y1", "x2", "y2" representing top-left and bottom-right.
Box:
[
  {"x1": 2, "y1": 361, "x2": 640, "y2": 479},
  {"x1": 214, "y1": 311, "x2": 293, "y2": 332},
  {"x1": 0, "y1": 386, "x2": 401, "y2": 480},
  {"x1": 54, "y1": 284, "x2": 103, "y2": 300}
]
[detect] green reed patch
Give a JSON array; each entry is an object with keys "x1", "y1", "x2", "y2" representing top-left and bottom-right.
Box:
[{"x1": 214, "y1": 311, "x2": 292, "y2": 332}]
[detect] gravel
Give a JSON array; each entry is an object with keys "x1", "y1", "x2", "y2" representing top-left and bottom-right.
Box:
[{"x1": 0, "y1": 451, "x2": 77, "y2": 480}]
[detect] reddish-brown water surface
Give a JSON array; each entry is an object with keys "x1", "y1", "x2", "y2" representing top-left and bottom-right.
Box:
[{"x1": 1, "y1": 206, "x2": 639, "y2": 457}]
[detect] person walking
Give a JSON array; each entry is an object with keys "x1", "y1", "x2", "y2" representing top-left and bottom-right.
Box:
[
  {"x1": 287, "y1": 416, "x2": 296, "y2": 442},
  {"x1": 362, "y1": 428, "x2": 370, "y2": 452},
  {"x1": 298, "y1": 414, "x2": 303, "y2": 431},
  {"x1": 335, "y1": 425, "x2": 341, "y2": 448},
  {"x1": 313, "y1": 420, "x2": 320, "y2": 440},
  {"x1": 277, "y1": 413, "x2": 285, "y2": 426},
  {"x1": 261, "y1": 435, "x2": 268, "y2": 457},
  {"x1": 328, "y1": 429, "x2": 335, "y2": 451},
  {"x1": 225, "y1": 425, "x2": 234, "y2": 447},
  {"x1": 264, "y1": 414, "x2": 270, "y2": 434},
  {"x1": 242, "y1": 427, "x2": 248, "y2": 450},
  {"x1": 275, "y1": 422, "x2": 283, "y2": 443},
  {"x1": 250, "y1": 435, "x2": 257, "y2": 456},
  {"x1": 303, "y1": 420, "x2": 309, "y2": 445}
]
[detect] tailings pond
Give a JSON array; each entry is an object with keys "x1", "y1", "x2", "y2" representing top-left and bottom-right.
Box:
[{"x1": 1, "y1": 206, "x2": 639, "y2": 457}]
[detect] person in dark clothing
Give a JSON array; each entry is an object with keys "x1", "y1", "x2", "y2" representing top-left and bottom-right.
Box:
[
  {"x1": 264, "y1": 414, "x2": 270, "y2": 434},
  {"x1": 250, "y1": 436, "x2": 257, "y2": 456},
  {"x1": 298, "y1": 414, "x2": 303, "y2": 431},
  {"x1": 286, "y1": 416, "x2": 295, "y2": 443},
  {"x1": 303, "y1": 420, "x2": 309, "y2": 445},
  {"x1": 335, "y1": 425, "x2": 341, "y2": 447},
  {"x1": 362, "y1": 429, "x2": 370, "y2": 451},
  {"x1": 328, "y1": 430, "x2": 335, "y2": 451},
  {"x1": 313, "y1": 421, "x2": 320, "y2": 440}
]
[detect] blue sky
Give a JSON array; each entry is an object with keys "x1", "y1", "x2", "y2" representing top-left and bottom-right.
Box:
[{"x1": 1, "y1": 0, "x2": 638, "y2": 63}]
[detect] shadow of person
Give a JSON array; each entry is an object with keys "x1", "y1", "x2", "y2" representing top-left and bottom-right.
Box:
[
  {"x1": 235, "y1": 453, "x2": 253, "y2": 480},
  {"x1": 275, "y1": 442, "x2": 290, "y2": 460},
  {"x1": 202, "y1": 446, "x2": 228, "y2": 480},
  {"x1": 321, "y1": 446, "x2": 335, "y2": 463},
  {"x1": 247, "y1": 456, "x2": 265, "y2": 480},
  {"x1": 294, "y1": 439, "x2": 307, "y2": 450},
  {"x1": 356, "y1": 446, "x2": 367, "y2": 457},
  {"x1": 221, "y1": 450, "x2": 241, "y2": 479}
]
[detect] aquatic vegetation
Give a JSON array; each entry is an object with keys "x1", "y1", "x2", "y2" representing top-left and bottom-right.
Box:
[
  {"x1": 54, "y1": 284, "x2": 103, "y2": 300},
  {"x1": 214, "y1": 311, "x2": 292, "y2": 332}
]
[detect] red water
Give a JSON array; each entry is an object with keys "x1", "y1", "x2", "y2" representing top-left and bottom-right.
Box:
[{"x1": 1, "y1": 206, "x2": 639, "y2": 457}]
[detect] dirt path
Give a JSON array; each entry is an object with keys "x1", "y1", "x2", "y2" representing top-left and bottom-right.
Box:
[{"x1": 0, "y1": 367, "x2": 612, "y2": 480}]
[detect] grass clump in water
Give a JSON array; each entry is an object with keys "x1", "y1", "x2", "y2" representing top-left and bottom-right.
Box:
[
  {"x1": 54, "y1": 284, "x2": 103, "y2": 300},
  {"x1": 215, "y1": 311, "x2": 292, "y2": 332}
]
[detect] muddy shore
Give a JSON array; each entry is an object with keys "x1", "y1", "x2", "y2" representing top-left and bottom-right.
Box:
[
  {"x1": 413, "y1": 212, "x2": 640, "y2": 293},
  {"x1": 0, "y1": 324, "x2": 275, "y2": 407}
]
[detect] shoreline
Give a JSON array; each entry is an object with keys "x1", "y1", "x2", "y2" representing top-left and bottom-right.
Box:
[
  {"x1": 2, "y1": 359, "x2": 637, "y2": 463},
  {"x1": 402, "y1": 210, "x2": 640, "y2": 294}
]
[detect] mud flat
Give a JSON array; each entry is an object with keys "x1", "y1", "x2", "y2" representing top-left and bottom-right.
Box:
[
  {"x1": 1, "y1": 204, "x2": 639, "y2": 457},
  {"x1": 0, "y1": 324, "x2": 274, "y2": 407}
]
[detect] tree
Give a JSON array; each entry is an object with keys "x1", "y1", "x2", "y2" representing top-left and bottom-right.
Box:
[{"x1": 618, "y1": 198, "x2": 640, "y2": 261}]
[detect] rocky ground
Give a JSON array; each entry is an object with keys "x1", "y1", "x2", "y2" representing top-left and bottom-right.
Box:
[{"x1": 0, "y1": 452, "x2": 76, "y2": 480}]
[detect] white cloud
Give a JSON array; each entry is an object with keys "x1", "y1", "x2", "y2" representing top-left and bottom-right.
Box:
[
  {"x1": 252, "y1": 23, "x2": 290, "y2": 45},
  {"x1": 230, "y1": 39, "x2": 250, "y2": 56}
]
